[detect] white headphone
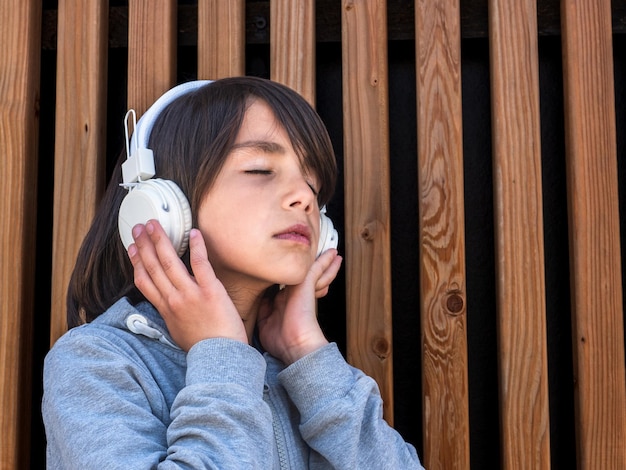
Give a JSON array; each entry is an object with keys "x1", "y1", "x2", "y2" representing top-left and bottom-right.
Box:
[{"x1": 118, "y1": 80, "x2": 338, "y2": 258}]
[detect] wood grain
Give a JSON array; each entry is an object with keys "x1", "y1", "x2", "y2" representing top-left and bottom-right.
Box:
[
  {"x1": 49, "y1": 0, "x2": 108, "y2": 345},
  {"x1": 341, "y1": 0, "x2": 394, "y2": 424},
  {"x1": 0, "y1": 0, "x2": 41, "y2": 466},
  {"x1": 561, "y1": 0, "x2": 626, "y2": 467},
  {"x1": 488, "y1": 0, "x2": 551, "y2": 467},
  {"x1": 415, "y1": 0, "x2": 470, "y2": 467},
  {"x1": 128, "y1": 0, "x2": 176, "y2": 114},
  {"x1": 270, "y1": 0, "x2": 316, "y2": 106},
  {"x1": 198, "y1": 0, "x2": 245, "y2": 79}
]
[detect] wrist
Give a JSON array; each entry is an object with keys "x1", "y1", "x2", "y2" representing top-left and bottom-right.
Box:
[{"x1": 284, "y1": 335, "x2": 329, "y2": 365}]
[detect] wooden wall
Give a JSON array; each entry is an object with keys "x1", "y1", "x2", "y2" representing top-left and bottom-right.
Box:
[{"x1": 1, "y1": 1, "x2": 625, "y2": 468}]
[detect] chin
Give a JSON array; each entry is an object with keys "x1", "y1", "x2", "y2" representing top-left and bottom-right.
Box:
[
  {"x1": 274, "y1": 270, "x2": 308, "y2": 287},
  {"x1": 273, "y1": 254, "x2": 314, "y2": 282}
]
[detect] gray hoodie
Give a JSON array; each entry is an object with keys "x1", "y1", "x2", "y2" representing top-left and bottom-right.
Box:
[{"x1": 43, "y1": 297, "x2": 424, "y2": 469}]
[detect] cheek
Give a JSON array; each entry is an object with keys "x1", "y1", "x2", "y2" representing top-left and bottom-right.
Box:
[
  {"x1": 196, "y1": 208, "x2": 228, "y2": 258},
  {"x1": 198, "y1": 219, "x2": 237, "y2": 254},
  {"x1": 196, "y1": 196, "x2": 239, "y2": 241},
  {"x1": 197, "y1": 213, "x2": 261, "y2": 266}
]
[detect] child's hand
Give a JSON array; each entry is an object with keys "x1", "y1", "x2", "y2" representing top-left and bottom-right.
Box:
[
  {"x1": 257, "y1": 249, "x2": 343, "y2": 365},
  {"x1": 127, "y1": 220, "x2": 248, "y2": 351}
]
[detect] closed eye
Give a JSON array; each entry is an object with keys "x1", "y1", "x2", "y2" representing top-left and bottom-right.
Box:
[
  {"x1": 307, "y1": 181, "x2": 318, "y2": 196},
  {"x1": 245, "y1": 170, "x2": 318, "y2": 196}
]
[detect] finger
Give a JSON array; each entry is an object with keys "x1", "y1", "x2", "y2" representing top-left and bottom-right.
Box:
[
  {"x1": 127, "y1": 228, "x2": 166, "y2": 304},
  {"x1": 307, "y1": 248, "x2": 338, "y2": 280},
  {"x1": 144, "y1": 220, "x2": 192, "y2": 291},
  {"x1": 315, "y1": 286, "x2": 330, "y2": 299},
  {"x1": 313, "y1": 251, "x2": 342, "y2": 291},
  {"x1": 187, "y1": 229, "x2": 218, "y2": 286},
  {"x1": 146, "y1": 220, "x2": 195, "y2": 290}
]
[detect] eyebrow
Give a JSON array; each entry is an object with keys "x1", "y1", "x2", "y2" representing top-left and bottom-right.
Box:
[
  {"x1": 230, "y1": 140, "x2": 286, "y2": 154},
  {"x1": 231, "y1": 139, "x2": 316, "y2": 182}
]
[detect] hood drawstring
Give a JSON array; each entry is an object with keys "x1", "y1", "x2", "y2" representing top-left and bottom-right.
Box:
[{"x1": 125, "y1": 313, "x2": 180, "y2": 350}]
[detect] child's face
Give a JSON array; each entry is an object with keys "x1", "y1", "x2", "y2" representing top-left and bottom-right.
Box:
[{"x1": 197, "y1": 99, "x2": 321, "y2": 290}]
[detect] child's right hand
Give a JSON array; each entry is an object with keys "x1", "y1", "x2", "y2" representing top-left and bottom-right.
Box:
[{"x1": 127, "y1": 220, "x2": 248, "y2": 351}]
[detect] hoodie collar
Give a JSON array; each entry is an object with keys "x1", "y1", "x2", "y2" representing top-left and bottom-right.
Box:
[{"x1": 97, "y1": 297, "x2": 182, "y2": 350}]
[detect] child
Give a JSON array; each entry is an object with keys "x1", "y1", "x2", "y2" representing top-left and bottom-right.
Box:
[{"x1": 43, "y1": 76, "x2": 425, "y2": 469}]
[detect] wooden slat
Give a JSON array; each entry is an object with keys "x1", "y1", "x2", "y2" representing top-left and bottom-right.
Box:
[
  {"x1": 561, "y1": 0, "x2": 626, "y2": 467},
  {"x1": 50, "y1": 0, "x2": 109, "y2": 345},
  {"x1": 341, "y1": 0, "x2": 394, "y2": 424},
  {"x1": 488, "y1": 0, "x2": 551, "y2": 468},
  {"x1": 197, "y1": 0, "x2": 245, "y2": 79},
  {"x1": 39, "y1": 3, "x2": 626, "y2": 51},
  {"x1": 415, "y1": 0, "x2": 470, "y2": 467},
  {"x1": 270, "y1": 0, "x2": 316, "y2": 106},
  {"x1": 128, "y1": 0, "x2": 176, "y2": 114},
  {"x1": 0, "y1": 0, "x2": 41, "y2": 467}
]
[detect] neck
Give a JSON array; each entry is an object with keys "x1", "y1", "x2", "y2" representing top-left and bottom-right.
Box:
[{"x1": 225, "y1": 284, "x2": 267, "y2": 343}]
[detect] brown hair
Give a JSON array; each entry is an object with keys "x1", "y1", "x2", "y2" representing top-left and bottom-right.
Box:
[{"x1": 67, "y1": 76, "x2": 337, "y2": 327}]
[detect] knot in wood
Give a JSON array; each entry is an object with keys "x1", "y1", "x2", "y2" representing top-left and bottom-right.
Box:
[
  {"x1": 445, "y1": 292, "x2": 465, "y2": 315},
  {"x1": 360, "y1": 221, "x2": 376, "y2": 241},
  {"x1": 372, "y1": 337, "x2": 390, "y2": 360}
]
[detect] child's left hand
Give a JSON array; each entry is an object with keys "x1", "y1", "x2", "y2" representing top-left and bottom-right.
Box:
[{"x1": 256, "y1": 249, "x2": 342, "y2": 365}]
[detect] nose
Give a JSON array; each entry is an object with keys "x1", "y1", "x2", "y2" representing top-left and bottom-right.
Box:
[{"x1": 284, "y1": 174, "x2": 316, "y2": 213}]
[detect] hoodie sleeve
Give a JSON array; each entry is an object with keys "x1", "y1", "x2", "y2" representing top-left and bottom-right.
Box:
[
  {"x1": 43, "y1": 331, "x2": 273, "y2": 469},
  {"x1": 278, "y1": 343, "x2": 425, "y2": 470}
]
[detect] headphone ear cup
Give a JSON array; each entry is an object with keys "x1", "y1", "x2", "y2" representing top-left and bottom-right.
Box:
[
  {"x1": 118, "y1": 178, "x2": 192, "y2": 257},
  {"x1": 317, "y1": 212, "x2": 339, "y2": 257}
]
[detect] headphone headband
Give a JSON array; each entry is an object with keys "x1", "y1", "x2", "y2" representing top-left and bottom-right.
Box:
[{"x1": 130, "y1": 80, "x2": 213, "y2": 152}]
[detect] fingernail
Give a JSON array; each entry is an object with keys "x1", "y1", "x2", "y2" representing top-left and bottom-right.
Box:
[
  {"x1": 127, "y1": 244, "x2": 137, "y2": 257},
  {"x1": 132, "y1": 224, "x2": 143, "y2": 239},
  {"x1": 146, "y1": 221, "x2": 154, "y2": 234}
]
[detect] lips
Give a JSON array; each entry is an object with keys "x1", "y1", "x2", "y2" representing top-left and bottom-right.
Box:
[{"x1": 274, "y1": 223, "x2": 312, "y2": 245}]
